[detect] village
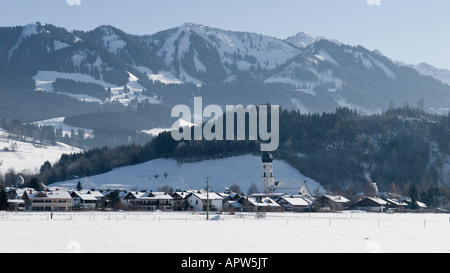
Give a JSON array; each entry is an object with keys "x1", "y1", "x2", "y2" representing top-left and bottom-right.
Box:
[{"x1": 1, "y1": 152, "x2": 434, "y2": 214}]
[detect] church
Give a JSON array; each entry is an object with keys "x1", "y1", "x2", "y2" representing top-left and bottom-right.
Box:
[{"x1": 260, "y1": 151, "x2": 312, "y2": 197}]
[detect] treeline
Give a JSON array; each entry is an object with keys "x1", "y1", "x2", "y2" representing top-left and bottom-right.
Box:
[
  {"x1": 0, "y1": 118, "x2": 57, "y2": 145},
  {"x1": 53, "y1": 78, "x2": 111, "y2": 100},
  {"x1": 16, "y1": 106, "x2": 450, "y2": 199},
  {"x1": 64, "y1": 101, "x2": 173, "y2": 131}
]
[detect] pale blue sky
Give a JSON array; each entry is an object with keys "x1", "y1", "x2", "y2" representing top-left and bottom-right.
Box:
[{"x1": 1, "y1": 0, "x2": 450, "y2": 69}]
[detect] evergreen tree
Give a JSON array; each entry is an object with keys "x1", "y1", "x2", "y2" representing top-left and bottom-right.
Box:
[
  {"x1": 29, "y1": 178, "x2": 43, "y2": 191},
  {"x1": 0, "y1": 183, "x2": 9, "y2": 210},
  {"x1": 408, "y1": 182, "x2": 419, "y2": 210},
  {"x1": 76, "y1": 181, "x2": 83, "y2": 191}
]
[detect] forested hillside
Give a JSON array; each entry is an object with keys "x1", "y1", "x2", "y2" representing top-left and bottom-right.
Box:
[{"x1": 18, "y1": 106, "x2": 449, "y2": 199}]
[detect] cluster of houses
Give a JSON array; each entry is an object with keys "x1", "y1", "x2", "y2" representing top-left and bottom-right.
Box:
[
  {"x1": 2, "y1": 182, "x2": 426, "y2": 213},
  {"x1": 2, "y1": 152, "x2": 428, "y2": 213}
]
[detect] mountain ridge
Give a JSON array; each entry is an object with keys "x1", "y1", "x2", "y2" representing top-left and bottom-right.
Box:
[{"x1": 1, "y1": 22, "x2": 450, "y2": 127}]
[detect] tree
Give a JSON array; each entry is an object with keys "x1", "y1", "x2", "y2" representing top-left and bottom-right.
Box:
[
  {"x1": 29, "y1": 178, "x2": 43, "y2": 191},
  {"x1": 107, "y1": 190, "x2": 121, "y2": 209},
  {"x1": 229, "y1": 182, "x2": 241, "y2": 194},
  {"x1": 0, "y1": 183, "x2": 9, "y2": 210},
  {"x1": 76, "y1": 181, "x2": 83, "y2": 191},
  {"x1": 408, "y1": 182, "x2": 419, "y2": 210},
  {"x1": 157, "y1": 185, "x2": 174, "y2": 194},
  {"x1": 247, "y1": 182, "x2": 258, "y2": 195},
  {"x1": 4, "y1": 168, "x2": 16, "y2": 187},
  {"x1": 40, "y1": 161, "x2": 52, "y2": 174},
  {"x1": 389, "y1": 181, "x2": 399, "y2": 195}
]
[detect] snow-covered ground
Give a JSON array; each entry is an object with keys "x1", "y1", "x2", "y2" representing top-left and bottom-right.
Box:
[
  {"x1": 50, "y1": 155, "x2": 323, "y2": 194},
  {"x1": 0, "y1": 127, "x2": 81, "y2": 174},
  {"x1": 0, "y1": 211, "x2": 448, "y2": 253},
  {"x1": 32, "y1": 117, "x2": 93, "y2": 138},
  {"x1": 32, "y1": 70, "x2": 160, "y2": 106}
]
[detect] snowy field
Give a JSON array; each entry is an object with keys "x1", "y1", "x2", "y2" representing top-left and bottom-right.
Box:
[
  {"x1": 0, "y1": 127, "x2": 81, "y2": 174},
  {"x1": 0, "y1": 211, "x2": 449, "y2": 253}
]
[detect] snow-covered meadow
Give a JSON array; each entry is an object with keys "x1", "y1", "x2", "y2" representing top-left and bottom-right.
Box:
[
  {"x1": 0, "y1": 211, "x2": 448, "y2": 253},
  {"x1": 0, "y1": 127, "x2": 81, "y2": 175}
]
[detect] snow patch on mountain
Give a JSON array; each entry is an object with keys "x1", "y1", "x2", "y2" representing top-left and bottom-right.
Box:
[
  {"x1": 33, "y1": 70, "x2": 116, "y2": 91},
  {"x1": 285, "y1": 31, "x2": 318, "y2": 48},
  {"x1": 133, "y1": 65, "x2": 184, "y2": 85},
  {"x1": 8, "y1": 23, "x2": 40, "y2": 62},
  {"x1": 347, "y1": 49, "x2": 397, "y2": 80},
  {"x1": 412, "y1": 63, "x2": 450, "y2": 86},
  {"x1": 32, "y1": 117, "x2": 93, "y2": 138},
  {"x1": 97, "y1": 26, "x2": 127, "y2": 55},
  {"x1": 32, "y1": 70, "x2": 160, "y2": 105},
  {"x1": 334, "y1": 95, "x2": 382, "y2": 115},
  {"x1": 53, "y1": 40, "x2": 70, "y2": 51}
]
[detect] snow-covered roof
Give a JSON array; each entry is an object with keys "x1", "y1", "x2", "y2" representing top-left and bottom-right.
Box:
[
  {"x1": 280, "y1": 196, "x2": 312, "y2": 206},
  {"x1": 385, "y1": 198, "x2": 407, "y2": 206},
  {"x1": 190, "y1": 190, "x2": 223, "y2": 200},
  {"x1": 274, "y1": 181, "x2": 313, "y2": 196},
  {"x1": 72, "y1": 190, "x2": 104, "y2": 201},
  {"x1": 29, "y1": 189, "x2": 71, "y2": 199},
  {"x1": 323, "y1": 195, "x2": 350, "y2": 203},
  {"x1": 364, "y1": 197, "x2": 388, "y2": 205},
  {"x1": 140, "y1": 192, "x2": 173, "y2": 200},
  {"x1": 225, "y1": 201, "x2": 242, "y2": 208},
  {"x1": 247, "y1": 196, "x2": 281, "y2": 207}
]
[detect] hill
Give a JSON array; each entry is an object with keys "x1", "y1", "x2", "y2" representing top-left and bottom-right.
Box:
[
  {"x1": 0, "y1": 126, "x2": 81, "y2": 177},
  {"x1": 50, "y1": 155, "x2": 323, "y2": 194}
]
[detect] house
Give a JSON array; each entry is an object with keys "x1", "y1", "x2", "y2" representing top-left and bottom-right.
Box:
[
  {"x1": 71, "y1": 190, "x2": 104, "y2": 210},
  {"x1": 240, "y1": 194, "x2": 284, "y2": 212},
  {"x1": 186, "y1": 190, "x2": 223, "y2": 211},
  {"x1": 274, "y1": 181, "x2": 313, "y2": 196},
  {"x1": 384, "y1": 198, "x2": 408, "y2": 211},
  {"x1": 351, "y1": 197, "x2": 388, "y2": 212},
  {"x1": 276, "y1": 195, "x2": 314, "y2": 212},
  {"x1": 136, "y1": 191, "x2": 173, "y2": 211},
  {"x1": 122, "y1": 191, "x2": 173, "y2": 211},
  {"x1": 171, "y1": 191, "x2": 191, "y2": 211},
  {"x1": 218, "y1": 190, "x2": 243, "y2": 204},
  {"x1": 5, "y1": 187, "x2": 25, "y2": 210},
  {"x1": 222, "y1": 200, "x2": 243, "y2": 212},
  {"x1": 314, "y1": 194, "x2": 350, "y2": 212},
  {"x1": 22, "y1": 188, "x2": 72, "y2": 211},
  {"x1": 122, "y1": 191, "x2": 147, "y2": 207}
]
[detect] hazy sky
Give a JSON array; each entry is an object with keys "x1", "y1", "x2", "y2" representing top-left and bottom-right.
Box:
[{"x1": 1, "y1": 0, "x2": 450, "y2": 69}]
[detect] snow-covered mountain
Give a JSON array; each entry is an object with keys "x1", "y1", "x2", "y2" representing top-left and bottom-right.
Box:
[
  {"x1": 284, "y1": 31, "x2": 320, "y2": 48},
  {"x1": 1, "y1": 22, "x2": 450, "y2": 122},
  {"x1": 138, "y1": 23, "x2": 300, "y2": 84},
  {"x1": 411, "y1": 62, "x2": 450, "y2": 86}
]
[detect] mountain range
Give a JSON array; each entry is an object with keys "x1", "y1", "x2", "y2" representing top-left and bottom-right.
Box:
[{"x1": 1, "y1": 22, "x2": 450, "y2": 129}]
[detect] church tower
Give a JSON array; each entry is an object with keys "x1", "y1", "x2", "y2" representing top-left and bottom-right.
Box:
[{"x1": 261, "y1": 151, "x2": 275, "y2": 193}]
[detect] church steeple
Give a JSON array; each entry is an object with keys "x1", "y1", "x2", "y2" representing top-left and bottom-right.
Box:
[
  {"x1": 261, "y1": 151, "x2": 273, "y2": 163},
  {"x1": 261, "y1": 152, "x2": 275, "y2": 193}
]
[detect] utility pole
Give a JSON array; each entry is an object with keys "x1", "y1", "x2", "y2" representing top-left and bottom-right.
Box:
[{"x1": 206, "y1": 176, "x2": 210, "y2": 220}]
